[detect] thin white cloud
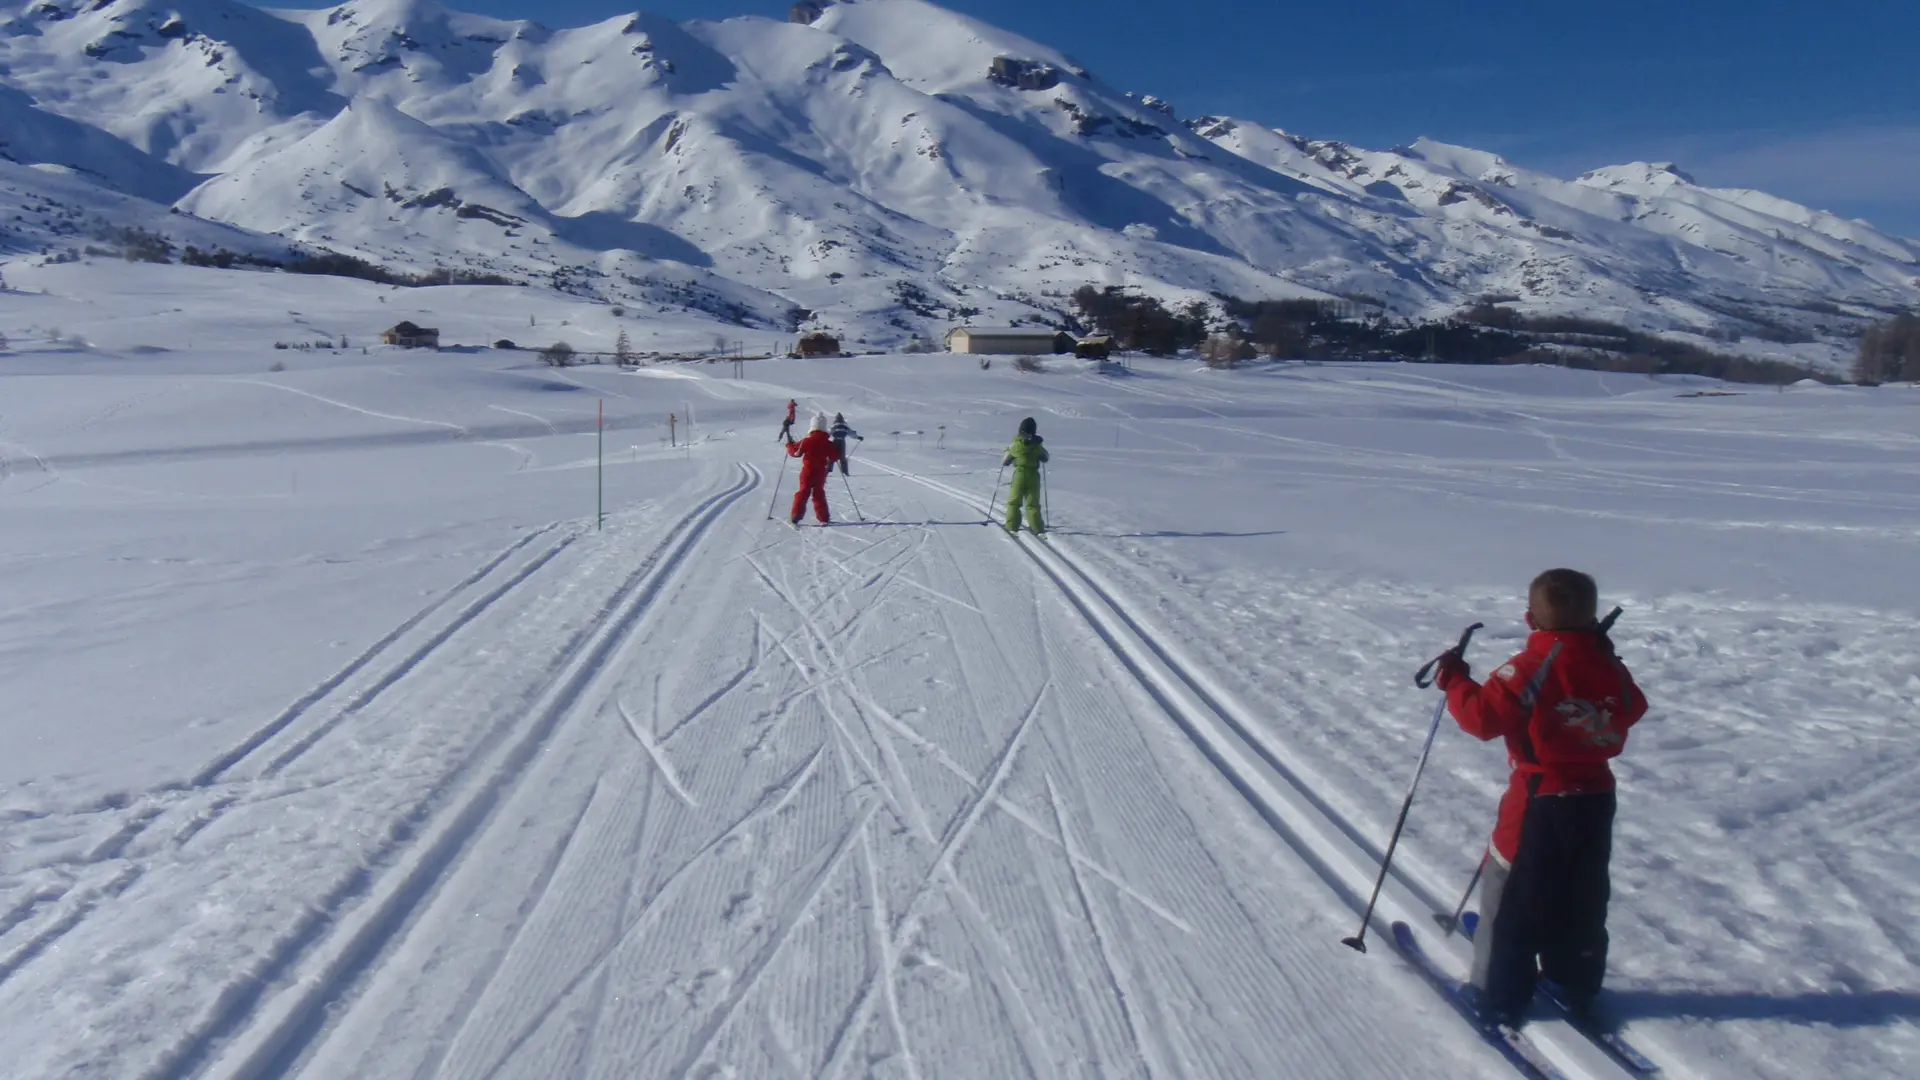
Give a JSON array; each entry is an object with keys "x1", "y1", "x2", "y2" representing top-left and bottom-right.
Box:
[{"x1": 1675, "y1": 126, "x2": 1920, "y2": 205}]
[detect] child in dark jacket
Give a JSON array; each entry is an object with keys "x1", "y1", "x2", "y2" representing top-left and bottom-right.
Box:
[
  {"x1": 829, "y1": 412, "x2": 862, "y2": 475},
  {"x1": 1435, "y1": 568, "x2": 1647, "y2": 1030}
]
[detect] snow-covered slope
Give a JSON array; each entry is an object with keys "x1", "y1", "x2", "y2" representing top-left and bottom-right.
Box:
[{"x1": 2, "y1": 0, "x2": 1916, "y2": 362}]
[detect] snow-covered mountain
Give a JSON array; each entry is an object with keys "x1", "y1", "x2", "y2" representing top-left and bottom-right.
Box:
[{"x1": 2, "y1": 0, "x2": 1916, "y2": 362}]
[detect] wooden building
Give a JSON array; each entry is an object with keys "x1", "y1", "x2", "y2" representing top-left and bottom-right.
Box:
[
  {"x1": 381, "y1": 321, "x2": 440, "y2": 349},
  {"x1": 945, "y1": 327, "x2": 1074, "y2": 355}
]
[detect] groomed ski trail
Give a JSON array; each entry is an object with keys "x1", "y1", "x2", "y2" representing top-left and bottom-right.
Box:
[
  {"x1": 0, "y1": 464, "x2": 761, "y2": 1080},
  {"x1": 252, "y1": 466, "x2": 1499, "y2": 1080},
  {"x1": 865, "y1": 460, "x2": 1651, "y2": 1080}
]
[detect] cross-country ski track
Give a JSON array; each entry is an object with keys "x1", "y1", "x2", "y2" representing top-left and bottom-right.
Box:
[{"x1": 0, "y1": 449, "x2": 1668, "y2": 1080}]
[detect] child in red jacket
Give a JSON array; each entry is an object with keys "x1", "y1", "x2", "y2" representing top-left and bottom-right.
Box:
[
  {"x1": 785, "y1": 413, "x2": 842, "y2": 525},
  {"x1": 1435, "y1": 568, "x2": 1647, "y2": 1030}
]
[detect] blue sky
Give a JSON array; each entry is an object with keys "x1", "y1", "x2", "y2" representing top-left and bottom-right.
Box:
[{"x1": 292, "y1": 0, "x2": 1920, "y2": 236}]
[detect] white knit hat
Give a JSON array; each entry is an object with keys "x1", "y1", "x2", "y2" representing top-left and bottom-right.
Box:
[{"x1": 810, "y1": 413, "x2": 828, "y2": 432}]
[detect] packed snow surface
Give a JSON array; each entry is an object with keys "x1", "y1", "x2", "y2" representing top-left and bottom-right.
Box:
[{"x1": 2, "y1": 263, "x2": 1917, "y2": 1079}]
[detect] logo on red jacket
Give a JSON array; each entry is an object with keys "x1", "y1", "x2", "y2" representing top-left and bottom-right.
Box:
[{"x1": 1555, "y1": 697, "x2": 1624, "y2": 748}]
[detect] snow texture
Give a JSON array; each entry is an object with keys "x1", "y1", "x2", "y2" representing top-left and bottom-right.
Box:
[{"x1": 2, "y1": 260, "x2": 1917, "y2": 1079}]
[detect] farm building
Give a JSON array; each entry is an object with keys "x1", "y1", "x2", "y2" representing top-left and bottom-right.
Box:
[
  {"x1": 1074, "y1": 335, "x2": 1113, "y2": 360},
  {"x1": 945, "y1": 328, "x2": 1074, "y2": 355},
  {"x1": 381, "y1": 321, "x2": 440, "y2": 349}
]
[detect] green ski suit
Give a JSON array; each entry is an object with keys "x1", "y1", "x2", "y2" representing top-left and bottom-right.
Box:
[{"x1": 1001, "y1": 433, "x2": 1049, "y2": 533}]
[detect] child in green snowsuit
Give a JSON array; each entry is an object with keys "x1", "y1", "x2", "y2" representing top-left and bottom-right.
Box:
[{"x1": 1002, "y1": 416, "x2": 1049, "y2": 534}]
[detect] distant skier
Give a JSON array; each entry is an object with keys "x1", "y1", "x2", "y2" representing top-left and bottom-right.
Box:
[
  {"x1": 786, "y1": 414, "x2": 842, "y2": 525},
  {"x1": 777, "y1": 399, "x2": 798, "y2": 442},
  {"x1": 1433, "y1": 569, "x2": 1647, "y2": 1031},
  {"x1": 1000, "y1": 416, "x2": 1049, "y2": 535},
  {"x1": 829, "y1": 412, "x2": 863, "y2": 475}
]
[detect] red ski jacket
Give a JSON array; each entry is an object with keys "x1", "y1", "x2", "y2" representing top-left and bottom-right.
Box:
[
  {"x1": 786, "y1": 430, "x2": 841, "y2": 482},
  {"x1": 1440, "y1": 629, "x2": 1647, "y2": 863},
  {"x1": 785, "y1": 401, "x2": 798, "y2": 421}
]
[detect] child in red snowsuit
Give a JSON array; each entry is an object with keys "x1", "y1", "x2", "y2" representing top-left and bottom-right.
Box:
[
  {"x1": 786, "y1": 414, "x2": 842, "y2": 524},
  {"x1": 1435, "y1": 568, "x2": 1647, "y2": 1030}
]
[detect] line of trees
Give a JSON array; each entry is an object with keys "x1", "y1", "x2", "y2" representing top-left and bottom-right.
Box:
[
  {"x1": 1065, "y1": 286, "x2": 1835, "y2": 385},
  {"x1": 1069, "y1": 286, "x2": 1210, "y2": 355},
  {"x1": 180, "y1": 246, "x2": 519, "y2": 288}
]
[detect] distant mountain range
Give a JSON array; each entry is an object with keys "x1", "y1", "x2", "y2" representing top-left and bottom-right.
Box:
[{"x1": 3, "y1": 0, "x2": 1915, "y2": 368}]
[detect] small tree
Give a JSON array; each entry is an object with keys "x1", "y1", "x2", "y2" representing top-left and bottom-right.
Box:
[
  {"x1": 614, "y1": 330, "x2": 634, "y2": 366},
  {"x1": 540, "y1": 341, "x2": 576, "y2": 367},
  {"x1": 0, "y1": 331, "x2": 9, "y2": 352}
]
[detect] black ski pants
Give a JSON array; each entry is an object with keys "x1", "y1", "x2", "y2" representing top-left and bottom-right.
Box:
[{"x1": 1480, "y1": 791, "x2": 1616, "y2": 1020}]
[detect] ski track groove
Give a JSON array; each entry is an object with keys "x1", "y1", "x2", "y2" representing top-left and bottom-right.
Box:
[
  {"x1": 0, "y1": 524, "x2": 574, "y2": 975},
  {"x1": 258, "y1": 532, "x2": 582, "y2": 778},
  {"x1": 867, "y1": 460, "x2": 1644, "y2": 1080},
  {"x1": 194, "y1": 523, "x2": 569, "y2": 787},
  {"x1": 181, "y1": 465, "x2": 760, "y2": 1080},
  {"x1": 659, "y1": 619, "x2": 763, "y2": 746},
  {"x1": 415, "y1": 774, "x2": 610, "y2": 1080},
  {"x1": 1044, "y1": 772, "x2": 1154, "y2": 1080}
]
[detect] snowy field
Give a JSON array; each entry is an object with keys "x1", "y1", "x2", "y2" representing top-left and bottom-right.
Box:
[{"x1": 3, "y1": 267, "x2": 1919, "y2": 1080}]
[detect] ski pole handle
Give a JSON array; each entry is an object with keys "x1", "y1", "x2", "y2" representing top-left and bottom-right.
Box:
[{"x1": 1413, "y1": 622, "x2": 1483, "y2": 689}]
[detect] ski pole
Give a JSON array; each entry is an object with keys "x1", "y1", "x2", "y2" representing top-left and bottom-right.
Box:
[
  {"x1": 841, "y1": 471, "x2": 864, "y2": 521},
  {"x1": 766, "y1": 448, "x2": 791, "y2": 520},
  {"x1": 1433, "y1": 851, "x2": 1489, "y2": 937},
  {"x1": 1343, "y1": 621, "x2": 1482, "y2": 953},
  {"x1": 1041, "y1": 460, "x2": 1051, "y2": 530},
  {"x1": 986, "y1": 462, "x2": 1007, "y2": 525}
]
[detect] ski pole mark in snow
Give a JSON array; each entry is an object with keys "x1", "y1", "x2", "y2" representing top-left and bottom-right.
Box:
[{"x1": 616, "y1": 697, "x2": 698, "y2": 809}]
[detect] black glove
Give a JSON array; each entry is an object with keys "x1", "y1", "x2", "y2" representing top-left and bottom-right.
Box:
[{"x1": 1435, "y1": 653, "x2": 1471, "y2": 691}]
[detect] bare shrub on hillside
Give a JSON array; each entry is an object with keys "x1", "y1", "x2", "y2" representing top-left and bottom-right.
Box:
[
  {"x1": 540, "y1": 341, "x2": 577, "y2": 367},
  {"x1": 1014, "y1": 354, "x2": 1045, "y2": 373}
]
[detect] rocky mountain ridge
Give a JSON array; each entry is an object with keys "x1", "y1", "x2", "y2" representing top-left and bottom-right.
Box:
[{"x1": 2, "y1": 0, "x2": 1914, "y2": 366}]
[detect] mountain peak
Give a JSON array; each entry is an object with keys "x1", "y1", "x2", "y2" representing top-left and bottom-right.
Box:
[
  {"x1": 3, "y1": 0, "x2": 1915, "y2": 367},
  {"x1": 1580, "y1": 160, "x2": 1698, "y2": 190}
]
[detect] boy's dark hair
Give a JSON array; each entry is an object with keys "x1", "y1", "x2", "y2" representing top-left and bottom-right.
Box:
[{"x1": 1530, "y1": 568, "x2": 1598, "y2": 630}]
